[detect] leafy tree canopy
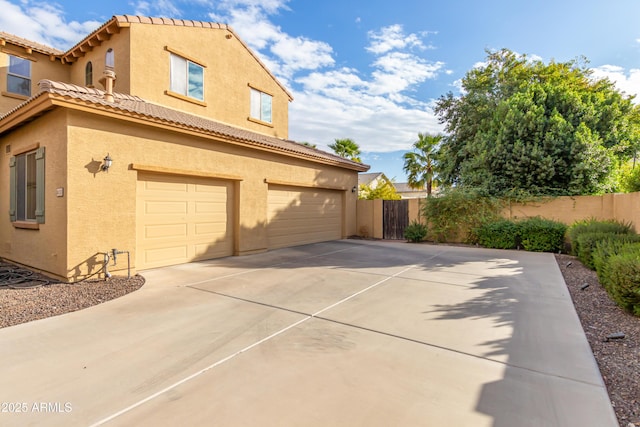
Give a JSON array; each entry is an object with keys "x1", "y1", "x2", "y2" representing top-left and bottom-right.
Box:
[
  {"x1": 329, "y1": 138, "x2": 361, "y2": 162},
  {"x1": 435, "y1": 48, "x2": 638, "y2": 196},
  {"x1": 358, "y1": 181, "x2": 401, "y2": 200}
]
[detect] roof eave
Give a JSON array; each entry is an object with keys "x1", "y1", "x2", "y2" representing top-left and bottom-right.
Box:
[{"x1": 0, "y1": 93, "x2": 368, "y2": 172}]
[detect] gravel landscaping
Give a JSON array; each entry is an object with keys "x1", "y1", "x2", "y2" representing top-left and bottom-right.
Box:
[{"x1": 0, "y1": 255, "x2": 638, "y2": 425}]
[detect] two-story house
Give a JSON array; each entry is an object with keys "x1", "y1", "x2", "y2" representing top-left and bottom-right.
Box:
[{"x1": 0, "y1": 15, "x2": 368, "y2": 281}]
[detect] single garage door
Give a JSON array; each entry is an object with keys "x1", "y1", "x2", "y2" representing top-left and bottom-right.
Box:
[
  {"x1": 136, "y1": 173, "x2": 234, "y2": 270},
  {"x1": 267, "y1": 185, "x2": 343, "y2": 249}
]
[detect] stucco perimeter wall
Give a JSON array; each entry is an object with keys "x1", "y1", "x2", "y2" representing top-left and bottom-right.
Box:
[
  {"x1": 61, "y1": 110, "x2": 357, "y2": 281},
  {"x1": 504, "y1": 193, "x2": 640, "y2": 230},
  {"x1": 0, "y1": 110, "x2": 69, "y2": 278},
  {"x1": 356, "y1": 199, "x2": 383, "y2": 239},
  {"x1": 357, "y1": 195, "x2": 640, "y2": 242}
]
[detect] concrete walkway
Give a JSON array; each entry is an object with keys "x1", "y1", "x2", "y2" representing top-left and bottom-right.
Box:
[{"x1": 0, "y1": 240, "x2": 617, "y2": 426}]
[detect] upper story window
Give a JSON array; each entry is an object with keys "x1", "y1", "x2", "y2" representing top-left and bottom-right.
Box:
[
  {"x1": 105, "y1": 49, "x2": 114, "y2": 69},
  {"x1": 85, "y1": 61, "x2": 93, "y2": 86},
  {"x1": 250, "y1": 88, "x2": 272, "y2": 123},
  {"x1": 10, "y1": 147, "x2": 45, "y2": 224},
  {"x1": 7, "y1": 55, "x2": 31, "y2": 97},
  {"x1": 170, "y1": 53, "x2": 204, "y2": 101}
]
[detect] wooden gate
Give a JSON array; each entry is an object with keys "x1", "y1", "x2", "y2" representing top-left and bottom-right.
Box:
[{"x1": 383, "y1": 200, "x2": 409, "y2": 240}]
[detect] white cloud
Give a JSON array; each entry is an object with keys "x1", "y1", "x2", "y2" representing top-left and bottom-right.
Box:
[
  {"x1": 591, "y1": 65, "x2": 640, "y2": 101},
  {"x1": 369, "y1": 52, "x2": 443, "y2": 95},
  {"x1": 0, "y1": 0, "x2": 100, "y2": 49},
  {"x1": 207, "y1": 2, "x2": 445, "y2": 153},
  {"x1": 366, "y1": 24, "x2": 425, "y2": 55},
  {"x1": 133, "y1": 0, "x2": 181, "y2": 17}
]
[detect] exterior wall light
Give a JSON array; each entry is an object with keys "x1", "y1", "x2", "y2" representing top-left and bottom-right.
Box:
[
  {"x1": 352, "y1": 186, "x2": 357, "y2": 193},
  {"x1": 101, "y1": 153, "x2": 113, "y2": 172}
]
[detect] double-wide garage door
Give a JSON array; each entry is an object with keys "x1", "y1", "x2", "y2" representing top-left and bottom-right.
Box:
[
  {"x1": 136, "y1": 173, "x2": 234, "y2": 270},
  {"x1": 267, "y1": 185, "x2": 343, "y2": 249}
]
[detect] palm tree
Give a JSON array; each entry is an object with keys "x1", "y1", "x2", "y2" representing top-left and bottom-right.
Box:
[
  {"x1": 329, "y1": 138, "x2": 361, "y2": 162},
  {"x1": 403, "y1": 132, "x2": 442, "y2": 196}
]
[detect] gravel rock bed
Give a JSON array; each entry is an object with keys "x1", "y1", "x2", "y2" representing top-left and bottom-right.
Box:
[
  {"x1": 556, "y1": 254, "x2": 639, "y2": 427},
  {"x1": 1, "y1": 256, "x2": 638, "y2": 424},
  {"x1": 0, "y1": 262, "x2": 144, "y2": 329}
]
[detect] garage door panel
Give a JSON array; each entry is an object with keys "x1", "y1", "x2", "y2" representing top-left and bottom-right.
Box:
[
  {"x1": 267, "y1": 186, "x2": 343, "y2": 249},
  {"x1": 143, "y1": 223, "x2": 188, "y2": 239},
  {"x1": 143, "y1": 201, "x2": 189, "y2": 215},
  {"x1": 137, "y1": 173, "x2": 234, "y2": 270}
]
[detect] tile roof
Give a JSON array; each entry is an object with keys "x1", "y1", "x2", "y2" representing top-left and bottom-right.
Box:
[
  {"x1": 0, "y1": 31, "x2": 63, "y2": 56},
  {"x1": 2, "y1": 80, "x2": 368, "y2": 172}
]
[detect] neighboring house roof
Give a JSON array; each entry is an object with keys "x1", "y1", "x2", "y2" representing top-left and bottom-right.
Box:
[
  {"x1": 0, "y1": 31, "x2": 63, "y2": 56},
  {"x1": 358, "y1": 172, "x2": 388, "y2": 186},
  {"x1": 0, "y1": 80, "x2": 369, "y2": 172},
  {"x1": 60, "y1": 15, "x2": 293, "y2": 101},
  {"x1": 394, "y1": 183, "x2": 421, "y2": 192}
]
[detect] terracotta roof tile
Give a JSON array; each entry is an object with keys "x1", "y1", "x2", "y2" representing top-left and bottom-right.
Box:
[
  {"x1": 30, "y1": 80, "x2": 368, "y2": 171},
  {"x1": 0, "y1": 31, "x2": 63, "y2": 56}
]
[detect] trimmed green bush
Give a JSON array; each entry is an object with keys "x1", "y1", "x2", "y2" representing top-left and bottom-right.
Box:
[
  {"x1": 567, "y1": 218, "x2": 635, "y2": 255},
  {"x1": 576, "y1": 232, "x2": 618, "y2": 270},
  {"x1": 606, "y1": 250, "x2": 640, "y2": 316},
  {"x1": 475, "y1": 219, "x2": 520, "y2": 249},
  {"x1": 518, "y1": 217, "x2": 567, "y2": 253},
  {"x1": 404, "y1": 220, "x2": 428, "y2": 243},
  {"x1": 593, "y1": 235, "x2": 640, "y2": 282}
]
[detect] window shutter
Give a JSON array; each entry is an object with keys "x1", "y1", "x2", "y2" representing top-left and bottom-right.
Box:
[
  {"x1": 35, "y1": 147, "x2": 45, "y2": 223},
  {"x1": 9, "y1": 156, "x2": 16, "y2": 221}
]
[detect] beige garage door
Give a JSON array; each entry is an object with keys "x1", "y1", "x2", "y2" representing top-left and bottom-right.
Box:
[
  {"x1": 136, "y1": 173, "x2": 234, "y2": 270},
  {"x1": 267, "y1": 185, "x2": 343, "y2": 249}
]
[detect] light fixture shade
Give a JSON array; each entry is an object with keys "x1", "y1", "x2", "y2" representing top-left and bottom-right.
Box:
[{"x1": 102, "y1": 153, "x2": 113, "y2": 171}]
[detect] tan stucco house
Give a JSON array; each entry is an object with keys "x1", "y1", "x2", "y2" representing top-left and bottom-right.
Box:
[{"x1": 0, "y1": 15, "x2": 369, "y2": 281}]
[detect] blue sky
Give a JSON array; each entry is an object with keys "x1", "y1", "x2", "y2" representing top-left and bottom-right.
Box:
[{"x1": 1, "y1": 0, "x2": 639, "y2": 182}]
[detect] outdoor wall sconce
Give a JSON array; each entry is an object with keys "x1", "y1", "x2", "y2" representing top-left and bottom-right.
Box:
[
  {"x1": 101, "y1": 153, "x2": 113, "y2": 172},
  {"x1": 352, "y1": 186, "x2": 357, "y2": 193}
]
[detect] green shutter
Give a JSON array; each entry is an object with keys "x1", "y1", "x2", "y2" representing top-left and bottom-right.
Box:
[
  {"x1": 9, "y1": 156, "x2": 16, "y2": 221},
  {"x1": 35, "y1": 147, "x2": 45, "y2": 223}
]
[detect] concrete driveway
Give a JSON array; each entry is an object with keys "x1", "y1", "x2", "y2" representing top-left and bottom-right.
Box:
[{"x1": 0, "y1": 240, "x2": 617, "y2": 426}]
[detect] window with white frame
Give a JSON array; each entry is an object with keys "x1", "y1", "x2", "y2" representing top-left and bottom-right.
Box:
[
  {"x1": 250, "y1": 88, "x2": 272, "y2": 123},
  {"x1": 7, "y1": 55, "x2": 31, "y2": 97},
  {"x1": 10, "y1": 147, "x2": 45, "y2": 223},
  {"x1": 170, "y1": 53, "x2": 204, "y2": 101}
]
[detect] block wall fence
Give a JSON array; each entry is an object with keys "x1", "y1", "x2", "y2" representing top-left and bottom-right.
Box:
[{"x1": 356, "y1": 192, "x2": 640, "y2": 241}]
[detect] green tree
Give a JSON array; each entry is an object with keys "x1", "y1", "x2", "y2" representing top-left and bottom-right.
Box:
[
  {"x1": 403, "y1": 132, "x2": 442, "y2": 196},
  {"x1": 435, "y1": 49, "x2": 638, "y2": 196},
  {"x1": 329, "y1": 138, "x2": 361, "y2": 162},
  {"x1": 358, "y1": 181, "x2": 401, "y2": 200},
  {"x1": 299, "y1": 141, "x2": 317, "y2": 148},
  {"x1": 617, "y1": 161, "x2": 640, "y2": 193}
]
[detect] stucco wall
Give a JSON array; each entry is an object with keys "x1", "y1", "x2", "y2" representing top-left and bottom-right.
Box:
[
  {"x1": 503, "y1": 193, "x2": 640, "y2": 230},
  {"x1": 68, "y1": 28, "x2": 132, "y2": 93},
  {"x1": 127, "y1": 23, "x2": 289, "y2": 139},
  {"x1": 0, "y1": 110, "x2": 68, "y2": 277},
  {"x1": 0, "y1": 48, "x2": 70, "y2": 114},
  {"x1": 356, "y1": 193, "x2": 640, "y2": 243},
  {"x1": 44, "y1": 109, "x2": 355, "y2": 280}
]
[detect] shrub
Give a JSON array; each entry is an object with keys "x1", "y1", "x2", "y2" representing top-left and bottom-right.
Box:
[
  {"x1": 593, "y1": 238, "x2": 640, "y2": 292},
  {"x1": 404, "y1": 220, "x2": 428, "y2": 243},
  {"x1": 606, "y1": 250, "x2": 640, "y2": 316},
  {"x1": 475, "y1": 219, "x2": 520, "y2": 249},
  {"x1": 576, "y1": 232, "x2": 618, "y2": 270},
  {"x1": 422, "y1": 188, "x2": 503, "y2": 243},
  {"x1": 567, "y1": 218, "x2": 635, "y2": 255},
  {"x1": 518, "y1": 217, "x2": 567, "y2": 253}
]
